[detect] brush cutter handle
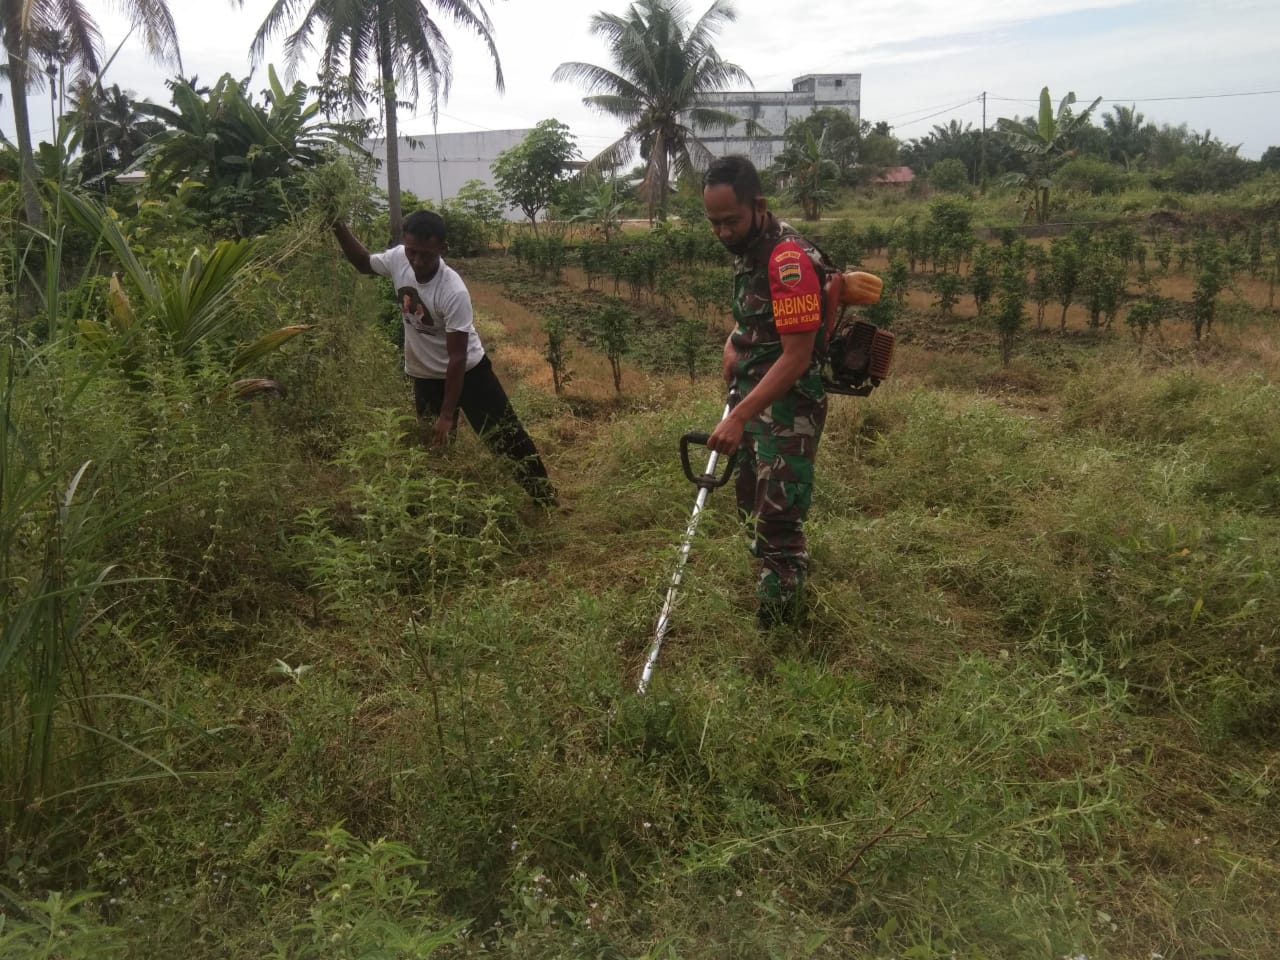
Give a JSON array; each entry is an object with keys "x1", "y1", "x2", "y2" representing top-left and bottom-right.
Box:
[{"x1": 680, "y1": 432, "x2": 735, "y2": 489}]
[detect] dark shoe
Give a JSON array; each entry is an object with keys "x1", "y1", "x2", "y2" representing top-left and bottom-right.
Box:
[
  {"x1": 526, "y1": 477, "x2": 559, "y2": 508},
  {"x1": 756, "y1": 594, "x2": 807, "y2": 633},
  {"x1": 757, "y1": 605, "x2": 793, "y2": 633}
]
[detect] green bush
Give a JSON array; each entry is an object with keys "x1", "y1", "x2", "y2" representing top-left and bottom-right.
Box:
[
  {"x1": 1156, "y1": 153, "x2": 1258, "y2": 193},
  {"x1": 265, "y1": 826, "x2": 464, "y2": 959},
  {"x1": 1055, "y1": 155, "x2": 1127, "y2": 195},
  {"x1": 289, "y1": 409, "x2": 515, "y2": 621},
  {"x1": 928, "y1": 157, "x2": 971, "y2": 193},
  {"x1": 0, "y1": 891, "x2": 121, "y2": 959}
]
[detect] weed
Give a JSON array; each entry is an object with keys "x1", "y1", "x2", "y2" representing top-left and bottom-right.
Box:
[
  {"x1": 4, "y1": 187, "x2": 1280, "y2": 960},
  {"x1": 0, "y1": 891, "x2": 121, "y2": 959},
  {"x1": 289, "y1": 408, "x2": 514, "y2": 622},
  {"x1": 263, "y1": 826, "x2": 464, "y2": 959}
]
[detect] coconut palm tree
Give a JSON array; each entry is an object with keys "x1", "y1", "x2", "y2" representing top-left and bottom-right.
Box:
[
  {"x1": 1, "y1": 0, "x2": 182, "y2": 225},
  {"x1": 553, "y1": 0, "x2": 750, "y2": 222},
  {"x1": 247, "y1": 0, "x2": 503, "y2": 243},
  {"x1": 69, "y1": 80, "x2": 163, "y2": 187}
]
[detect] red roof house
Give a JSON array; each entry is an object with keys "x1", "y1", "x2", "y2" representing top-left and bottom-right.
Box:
[{"x1": 872, "y1": 166, "x2": 916, "y2": 186}]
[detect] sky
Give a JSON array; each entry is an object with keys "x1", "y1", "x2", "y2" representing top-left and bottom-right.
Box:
[{"x1": 5, "y1": 0, "x2": 1279, "y2": 161}]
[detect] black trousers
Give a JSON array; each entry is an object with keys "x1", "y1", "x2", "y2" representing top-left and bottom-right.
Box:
[{"x1": 412, "y1": 355, "x2": 555, "y2": 504}]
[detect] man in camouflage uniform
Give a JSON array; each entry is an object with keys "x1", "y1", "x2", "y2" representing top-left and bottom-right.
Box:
[{"x1": 702, "y1": 155, "x2": 830, "y2": 630}]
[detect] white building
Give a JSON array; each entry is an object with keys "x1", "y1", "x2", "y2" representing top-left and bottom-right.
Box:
[
  {"x1": 698, "y1": 73, "x2": 861, "y2": 168},
  {"x1": 363, "y1": 128, "x2": 531, "y2": 218}
]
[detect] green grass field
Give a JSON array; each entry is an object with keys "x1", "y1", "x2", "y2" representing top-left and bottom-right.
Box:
[{"x1": 3, "y1": 214, "x2": 1278, "y2": 959}]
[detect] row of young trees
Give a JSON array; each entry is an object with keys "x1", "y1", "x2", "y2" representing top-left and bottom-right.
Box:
[
  {"x1": 501, "y1": 193, "x2": 1279, "y2": 389},
  {"x1": 509, "y1": 223, "x2": 726, "y2": 388},
  {"x1": 843, "y1": 198, "x2": 1280, "y2": 353}
]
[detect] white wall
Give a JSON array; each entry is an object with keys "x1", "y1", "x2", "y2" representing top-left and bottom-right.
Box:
[{"x1": 363, "y1": 129, "x2": 531, "y2": 219}]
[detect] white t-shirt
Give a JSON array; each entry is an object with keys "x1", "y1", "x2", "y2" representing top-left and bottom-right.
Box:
[{"x1": 368, "y1": 246, "x2": 486, "y2": 379}]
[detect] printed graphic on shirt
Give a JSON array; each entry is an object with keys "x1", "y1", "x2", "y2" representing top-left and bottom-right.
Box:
[
  {"x1": 398, "y1": 286, "x2": 440, "y2": 334},
  {"x1": 768, "y1": 241, "x2": 821, "y2": 333}
]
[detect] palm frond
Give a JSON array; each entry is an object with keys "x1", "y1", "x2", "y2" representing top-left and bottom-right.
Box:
[
  {"x1": 111, "y1": 0, "x2": 181, "y2": 70},
  {"x1": 551, "y1": 61, "x2": 637, "y2": 100},
  {"x1": 582, "y1": 93, "x2": 645, "y2": 124},
  {"x1": 687, "y1": 105, "x2": 743, "y2": 131},
  {"x1": 582, "y1": 131, "x2": 642, "y2": 177},
  {"x1": 37, "y1": 5, "x2": 90, "y2": 72}
]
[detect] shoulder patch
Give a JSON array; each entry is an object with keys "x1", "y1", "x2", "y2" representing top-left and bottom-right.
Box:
[{"x1": 768, "y1": 240, "x2": 822, "y2": 333}]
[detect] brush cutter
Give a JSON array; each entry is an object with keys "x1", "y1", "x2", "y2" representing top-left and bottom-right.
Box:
[{"x1": 637, "y1": 389, "x2": 740, "y2": 694}]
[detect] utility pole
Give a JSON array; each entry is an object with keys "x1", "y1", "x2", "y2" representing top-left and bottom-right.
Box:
[
  {"x1": 433, "y1": 118, "x2": 446, "y2": 205},
  {"x1": 980, "y1": 91, "x2": 988, "y2": 194}
]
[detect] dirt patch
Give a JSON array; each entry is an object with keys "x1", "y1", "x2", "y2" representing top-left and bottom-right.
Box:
[
  {"x1": 465, "y1": 275, "x2": 549, "y2": 346},
  {"x1": 460, "y1": 263, "x2": 690, "y2": 406}
]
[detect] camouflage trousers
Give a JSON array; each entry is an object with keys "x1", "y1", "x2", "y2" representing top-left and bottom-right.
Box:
[{"x1": 734, "y1": 392, "x2": 828, "y2": 626}]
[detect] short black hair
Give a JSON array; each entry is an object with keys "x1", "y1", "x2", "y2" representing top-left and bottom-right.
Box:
[
  {"x1": 703, "y1": 155, "x2": 763, "y2": 204},
  {"x1": 403, "y1": 209, "x2": 448, "y2": 243}
]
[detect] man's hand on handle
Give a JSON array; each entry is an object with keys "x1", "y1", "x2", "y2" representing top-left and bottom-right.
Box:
[
  {"x1": 711, "y1": 335, "x2": 745, "y2": 454},
  {"x1": 707, "y1": 327, "x2": 819, "y2": 457},
  {"x1": 705, "y1": 410, "x2": 746, "y2": 456}
]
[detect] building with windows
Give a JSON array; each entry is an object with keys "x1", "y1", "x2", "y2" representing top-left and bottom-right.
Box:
[{"x1": 697, "y1": 73, "x2": 861, "y2": 168}]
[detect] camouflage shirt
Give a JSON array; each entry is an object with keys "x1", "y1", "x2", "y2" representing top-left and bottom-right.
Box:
[{"x1": 729, "y1": 213, "x2": 829, "y2": 408}]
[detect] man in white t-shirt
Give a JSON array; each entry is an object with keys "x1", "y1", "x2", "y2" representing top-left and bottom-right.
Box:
[{"x1": 333, "y1": 210, "x2": 556, "y2": 506}]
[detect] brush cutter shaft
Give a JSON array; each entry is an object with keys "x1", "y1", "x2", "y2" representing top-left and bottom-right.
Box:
[
  {"x1": 637, "y1": 398, "x2": 734, "y2": 694},
  {"x1": 637, "y1": 484, "x2": 713, "y2": 694}
]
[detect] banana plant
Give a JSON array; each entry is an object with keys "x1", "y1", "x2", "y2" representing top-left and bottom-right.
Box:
[
  {"x1": 130, "y1": 66, "x2": 365, "y2": 237},
  {"x1": 571, "y1": 177, "x2": 627, "y2": 242},
  {"x1": 776, "y1": 125, "x2": 841, "y2": 221},
  {"x1": 997, "y1": 87, "x2": 1102, "y2": 224},
  {"x1": 60, "y1": 189, "x2": 310, "y2": 394},
  {"x1": 137, "y1": 66, "x2": 360, "y2": 193}
]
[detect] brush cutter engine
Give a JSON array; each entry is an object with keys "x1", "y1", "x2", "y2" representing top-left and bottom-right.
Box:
[
  {"x1": 819, "y1": 269, "x2": 895, "y2": 397},
  {"x1": 824, "y1": 316, "x2": 896, "y2": 397}
]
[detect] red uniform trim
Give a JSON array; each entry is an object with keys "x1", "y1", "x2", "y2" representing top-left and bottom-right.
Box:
[{"x1": 768, "y1": 240, "x2": 822, "y2": 333}]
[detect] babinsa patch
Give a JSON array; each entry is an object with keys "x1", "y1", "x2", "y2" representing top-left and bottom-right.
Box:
[{"x1": 774, "y1": 248, "x2": 803, "y2": 287}]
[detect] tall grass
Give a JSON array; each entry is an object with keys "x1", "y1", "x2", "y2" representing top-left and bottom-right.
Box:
[
  {"x1": 3, "y1": 197, "x2": 1279, "y2": 957},
  {"x1": 0, "y1": 193, "x2": 315, "y2": 885},
  {"x1": 0, "y1": 343, "x2": 192, "y2": 874}
]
